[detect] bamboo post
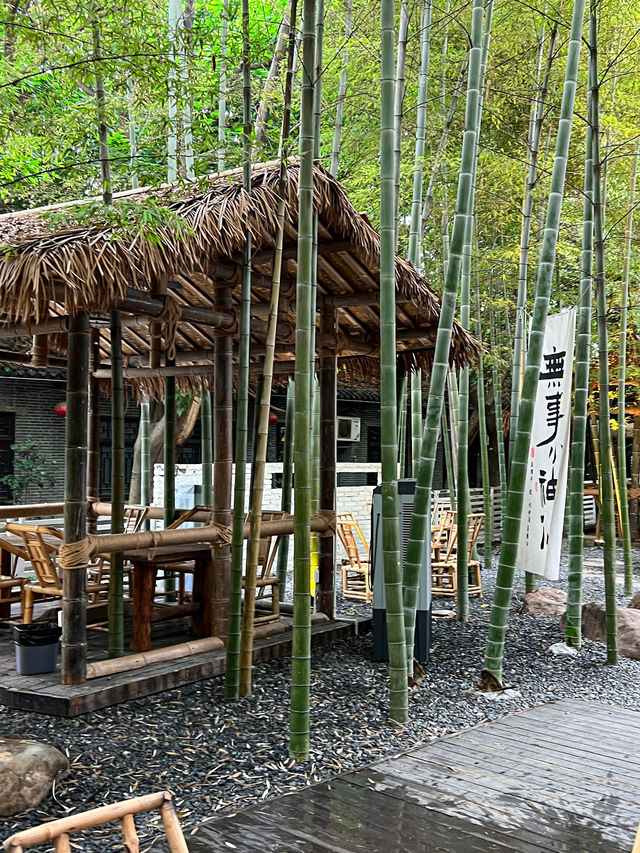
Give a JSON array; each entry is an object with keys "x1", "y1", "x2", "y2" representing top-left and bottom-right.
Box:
[
  {"x1": 213, "y1": 286, "x2": 233, "y2": 639},
  {"x1": 86, "y1": 331, "x2": 101, "y2": 535},
  {"x1": 201, "y1": 391, "x2": 213, "y2": 507},
  {"x1": 140, "y1": 394, "x2": 151, "y2": 528},
  {"x1": 109, "y1": 309, "x2": 125, "y2": 658},
  {"x1": 164, "y1": 365, "x2": 177, "y2": 600},
  {"x1": 630, "y1": 415, "x2": 640, "y2": 539},
  {"x1": 317, "y1": 302, "x2": 336, "y2": 619},
  {"x1": 62, "y1": 312, "x2": 89, "y2": 685}
]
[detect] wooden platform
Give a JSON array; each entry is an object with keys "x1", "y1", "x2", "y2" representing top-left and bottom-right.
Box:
[
  {"x1": 163, "y1": 700, "x2": 640, "y2": 852},
  {"x1": 0, "y1": 615, "x2": 370, "y2": 717}
]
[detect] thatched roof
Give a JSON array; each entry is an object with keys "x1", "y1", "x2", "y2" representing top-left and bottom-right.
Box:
[{"x1": 0, "y1": 160, "x2": 479, "y2": 394}]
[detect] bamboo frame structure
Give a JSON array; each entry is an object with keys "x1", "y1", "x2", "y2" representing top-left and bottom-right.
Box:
[{"x1": 2, "y1": 791, "x2": 187, "y2": 852}]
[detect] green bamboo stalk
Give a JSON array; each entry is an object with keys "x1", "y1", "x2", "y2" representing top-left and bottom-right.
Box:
[
  {"x1": 392, "y1": 0, "x2": 410, "y2": 248},
  {"x1": 446, "y1": 368, "x2": 458, "y2": 509},
  {"x1": 457, "y1": 208, "x2": 480, "y2": 620},
  {"x1": 590, "y1": 1, "x2": 617, "y2": 664},
  {"x1": 397, "y1": 371, "x2": 408, "y2": 478},
  {"x1": 290, "y1": 0, "x2": 316, "y2": 760},
  {"x1": 218, "y1": 0, "x2": 229, "y2": 170},
  {"x1": 403, "y1": 0, "x2": 485, "y2": 665},
  {"x1": 441, "y1": 405, "x2": 456, "y2": 512},
  {"x1": 201, "y1": 391, "x2": 212, "y2": 508},
  {"x1": 108, "y1": 309, "x2": 124, "y2": 658},
  {"x1": 380, "y1": 0, "x2": 408, "y2": 723},
  {"x1": 329, "y1": 0, "x2": 353, "y2": 177},
  {"x1": 482, "y1": 0, "x2": 586, "y2": 685},
  {"x1": 224, "y1": 0, "x2": 253, "y2": 700},
  {"x1": 617, "y1": 139, "x2": 639, "y2": 596},
  {"x1": 277, "y1": 379, "x2": 295, "y2": 598},
  {"x1": 509, "y1": 23, "x2": 557, "y2": 470},
  {"x1": 565, "y1": 95, "x2": 593, "y2": 649},
  {"x1": 407, "y1": 0, "x2": 431, "y2": 270},
  {"x1": 474, "y1": 275, "x2": 492, "y2": 572},
  {"x1": 490, "y1": 307, "x2": 507, "y2": 529},
  {"x1": 411, "y1": 371, "x2": 422, "y2": 477},
  {"x1": 631, "y1": 416, "x2": 640, "y2": 539}
]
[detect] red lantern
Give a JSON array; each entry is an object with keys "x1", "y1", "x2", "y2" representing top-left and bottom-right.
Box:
[
  {"x1": 268, "y1": 413, "x2": 278, "y2": 425},
  {"x1": 54, "y1": 402, "x2": 67, "y2": 418}
]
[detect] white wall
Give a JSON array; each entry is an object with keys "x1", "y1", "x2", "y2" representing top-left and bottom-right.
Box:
[{"x1": 153, "y1": 462, "x2": 382, "y2": 580}]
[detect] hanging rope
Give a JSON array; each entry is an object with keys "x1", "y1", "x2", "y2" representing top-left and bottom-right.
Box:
[{"x1": 157, "y1": 292, "x2": 182, "y2": 361}]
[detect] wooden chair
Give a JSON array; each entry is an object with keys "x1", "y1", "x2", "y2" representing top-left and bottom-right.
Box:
[
  {"x1": 337, "y1": 512, "x2": 372, "y2": 603},
  {"x1": 244, "y1": 510, "x2": 285, "y2": 625},
  {"x1": 431, "y1": 508, "x2": 455, "y2": 561},
  {"x1": 431, "y1": 513, "x2": 485, "y2": 599},
  {"x1": 4, "y1": 523, "x2": 110, "y2": 624},
  {"x1": 2, "y1": 790, "x2": 187, "y2": 852}
]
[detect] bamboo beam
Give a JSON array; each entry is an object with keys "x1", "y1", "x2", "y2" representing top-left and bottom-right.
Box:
[
  {"x1": 317, "y1": 302, "x2": 337, "y2": 619},
  {"x1": 85, "y1": 512, "x2": 334, "y2": 556},
  {"x1": 94, "y1": 364, "x2": 216, "y2": 379},
  {"x1": 0, "y1": 349, "x2": 67, "y2": 367},
  {"x1": 213, "y1": 284, "x2": 233, "y2": 637},
  {"x1": 62, "y1": 312, "x2": 89, "y2": 685},
  {"x1": 86, "y1": 636, "x2": 224, "y2": 678}
]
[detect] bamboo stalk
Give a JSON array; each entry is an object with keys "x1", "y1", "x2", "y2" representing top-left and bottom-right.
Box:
[
  {"x1": 381, "y1": 0, "x2": 408, "y2": 723},
  {"x1": 318, "y1": 305, "x2": 337, "y2": 619},
  {"x1": 226, "y1": 0, "x2": 253, "y2": 697},
  {"x1": 591, "y1": 1, "x2": 618, "y2": 664},
  {"x1": 617, "y1": 138, "x2": 639, "y2": 595},
  {"x1": 483, "y1": 0, "x2": 587, "y2": 685},
  {"x1": 329, "y1": 0, "x2": 353, "y2": 176},
  {"x1": 411, "y1": 371, "x2": 422, "y2": 477},
  {"x1": 397, "y1": 370, "x2": 408, "y2": 478},
  {"x1": 631, "y1": 415, "x2": 640, "y2": 539},
  {"x1": 474, "y1": 275, "x2": 492, "y2": 570},
  {"x1": 109, "y1": 308, "x2": 125, "y2": 658},
  {"x1": 290, "y1": 0, "x2": 317, "y2": 760},
  {"x1": 87, "y1": 332, "x2": 100, "y2": 535},
  {"x1": 62, "y1": 312, "x2": 90, "y2": 685},
  {"x1": 140, "y1": 394, "x2": 151, "y2": 528},
  {"x1": 276, "y1": 379, "x2": 295, "y2": 598},
  {"x1": 566, "y1": 83, "x2": 594, "y2": 649}
]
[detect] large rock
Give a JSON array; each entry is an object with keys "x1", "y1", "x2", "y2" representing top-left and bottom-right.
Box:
[
  {"x1": 628, "y1": 591, "x2": 640, "y2": 610},
  {"x1": 572, "y1": 601, "x2": 640, "y2": 661},
  {"x1": 0, "y1": 736, "x2": 69, "y2": 816},
  {"x1": 521, "y1": 587, "x2": 567, "y2": 618}
]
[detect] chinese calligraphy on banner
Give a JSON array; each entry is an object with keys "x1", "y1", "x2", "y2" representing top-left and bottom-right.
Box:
[{"x1": 517, "y1": 309, "x2": 577, "y2": 580}]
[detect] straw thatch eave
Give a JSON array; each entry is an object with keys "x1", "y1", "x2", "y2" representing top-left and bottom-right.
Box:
[{"x1": 0, "y1": 160, "x2": 481, "y2": 386}]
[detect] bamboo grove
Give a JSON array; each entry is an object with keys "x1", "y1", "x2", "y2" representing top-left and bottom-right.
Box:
[{"x1": 2, "y1": 0, "x2": 640, "y2": 759}]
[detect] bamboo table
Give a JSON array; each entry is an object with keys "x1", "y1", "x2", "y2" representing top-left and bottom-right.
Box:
[{"x1": 122, "y1": 544, "x2": 213, "y2": 652}]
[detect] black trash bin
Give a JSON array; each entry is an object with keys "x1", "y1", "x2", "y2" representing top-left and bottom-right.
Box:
[{"x1": 12, "y1": 623, "x2": 62, "y2": 675}]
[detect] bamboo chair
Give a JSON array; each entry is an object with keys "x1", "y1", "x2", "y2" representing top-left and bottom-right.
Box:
[
  {"x1": 4, "y1": 523, "x2": 110, "y2": 624},
  {"x1": 0, "y1": 537, "x2": 25, "y2": 616},
  {"x1": 336, "y1": 512, "x2": 372, "y2": 603},
  {"x1": 2, "y1": 790, "x2": 188, "y2": 852},
  {"x1": 123, "y1": 504, "x2": 148, "y2": 534},
  {"x1": 431, "y1": 508, "x2": 455, "y2": 561},
  {"x1": 243, "y1": 510, "x2": 285, "y2": 625},
  {"x1": 431, "y1": 513, "x2": 485, "y2": 599}
]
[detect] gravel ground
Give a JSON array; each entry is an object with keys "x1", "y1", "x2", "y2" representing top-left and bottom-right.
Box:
[{"x1": 2, "y1": 542, "x2": 640, "y2": 850}]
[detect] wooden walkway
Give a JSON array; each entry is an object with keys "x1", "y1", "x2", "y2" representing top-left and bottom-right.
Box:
[{"x1": 165, "y1": 700, "x2": 640, "y2": 853}]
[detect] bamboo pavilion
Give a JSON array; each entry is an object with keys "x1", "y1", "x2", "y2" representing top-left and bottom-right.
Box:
[{"x1": 0, "y1": 160, "x2": 480, "y2": 692}]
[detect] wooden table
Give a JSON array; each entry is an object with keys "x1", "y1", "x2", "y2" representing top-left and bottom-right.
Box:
[{"x1": 122, "y1": 543, "x2": 213, "y2": 652}]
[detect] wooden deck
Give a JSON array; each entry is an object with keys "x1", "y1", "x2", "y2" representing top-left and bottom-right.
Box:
[
  {"x1": 163, "y1": 700, "x2": 640, "y2": 852},
  {"x1": 0, "y1": 614, "x2": 370, "y2": 717}
]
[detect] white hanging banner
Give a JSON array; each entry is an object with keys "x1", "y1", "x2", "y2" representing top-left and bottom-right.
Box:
[{"x1": 517, "y1": 308, "x2": 577, "y2": 580}]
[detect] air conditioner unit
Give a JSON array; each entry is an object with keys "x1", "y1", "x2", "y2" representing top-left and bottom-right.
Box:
[
  {"x1": 371, "y1": 478, "x2": 431, "y2": 664},
  {"x1": 337, "y1": 416, "x2": 361, "y2": 442}
]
